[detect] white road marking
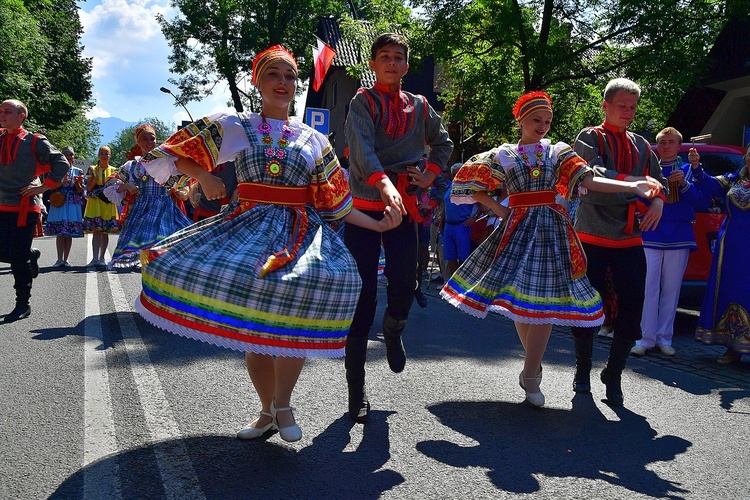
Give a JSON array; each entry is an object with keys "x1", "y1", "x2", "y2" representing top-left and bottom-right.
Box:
[
  {"x1": 83, "y1": 239, "x2": 121, "y2": 498},
  {"x1": 105, "y1": 258, "x2": 205, "y2": 499}
]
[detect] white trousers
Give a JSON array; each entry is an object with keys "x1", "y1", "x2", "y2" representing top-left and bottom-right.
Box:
[{"x1": 639, "y1": 247, "x2": 690, "y2": 348}]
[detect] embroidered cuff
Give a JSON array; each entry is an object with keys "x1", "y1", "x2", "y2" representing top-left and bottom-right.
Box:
[{"x1": 366, "y1": 171, "x2": 388, "y2": 186}]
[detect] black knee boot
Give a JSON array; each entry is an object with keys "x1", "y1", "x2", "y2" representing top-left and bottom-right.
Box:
[
  {"x1": 573, "y1": 335, "x2": 593, "y2": 393},
  {"x1": 345, "y1": 335, "x2": 370, "y2": 423},
  {"x1": 600, "y1": 336, "x2": 635, "y2": 407},
  {"x1": 382, "y1": 310, "x2": 407, "y2": 373}
]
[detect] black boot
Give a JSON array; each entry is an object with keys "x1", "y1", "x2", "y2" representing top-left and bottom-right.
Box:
[
  {"x1": 382, "y1": 310, "x2": 407, "y2": 373},
  {"x1": 4, "y1": 302, "x2": 31, "y2": 323},
  {"x1": 30, "y1": 248, "x2": 41, "y2": 279},
  {"x1": 345, "y1": 335, "x2": 370, "y2": 423},
  {"x1": 573, "y1": 335, "x2": 594, "y2": 394},
  {"x1": 600, "y1": 336, "x2": 635, "y2": 407}
]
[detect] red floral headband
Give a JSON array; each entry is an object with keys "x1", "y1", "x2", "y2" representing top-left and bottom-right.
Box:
[
  {"x1": 134, "y1": 123, "x2": 156, "y2": 142},
  {"x1": 252, "y1": 45, "x2": 298, "y2": 86},
  {"x1": 513, "y1": 91, "x2": 552, "y2": 122}
]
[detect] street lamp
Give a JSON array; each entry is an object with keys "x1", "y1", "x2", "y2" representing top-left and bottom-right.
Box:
[{"x1": 159, "y1": 86, "x2": 194, "y2": 122}]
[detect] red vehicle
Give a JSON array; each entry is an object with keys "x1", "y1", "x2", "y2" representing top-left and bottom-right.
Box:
[{"x1": 652, "y1": 142, "x2": 746, "y2": 285}]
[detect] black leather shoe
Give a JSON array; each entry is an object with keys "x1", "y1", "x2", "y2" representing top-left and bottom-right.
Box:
[
  {"x1": 30, "y1": 248, "x2": 41, "y2": 278},
  {"x1": 4, "y1": 304, "x2": 31, "y2": 323}
]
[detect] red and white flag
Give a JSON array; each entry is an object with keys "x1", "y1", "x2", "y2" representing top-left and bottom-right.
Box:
[{"x1": 312, "y1": 37, "x2": 336, "y2": 92}]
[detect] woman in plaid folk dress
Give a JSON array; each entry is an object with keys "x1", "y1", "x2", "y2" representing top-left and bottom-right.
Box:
[
  {"x1": 104, "y1": 125, "x2": 192, "y2": 269},
  {"x1": 134, "y1": 46, "x2": 400, "y2": 442},
  {"x1": 440, "y1": 92, "x2": 661, "y2": 407}
]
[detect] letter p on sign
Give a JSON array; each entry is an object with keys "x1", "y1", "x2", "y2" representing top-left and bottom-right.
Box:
[{"x1": 305, "y1": 108, "x2": 329, "y2": 135}]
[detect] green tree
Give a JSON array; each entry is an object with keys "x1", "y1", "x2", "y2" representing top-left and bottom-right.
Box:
[
  {"x1": 42, "y1": 113, "x2": 101, "y2": 161},
  {"x1": 418, "y1": 0, "x2": 748, "y2": 157},
  {"x1": 25, "y1": 0, "x2": 93, "y2": 128},
  {"x1": 158, "y1": 0, "x2": 347, "y2": 114},
  {"x1": 1, "y1": 0, "x2": 93, "y2": 130},
  {"x1": 108, "y1": 118, "x2": 175, "y2": 167},
  {"x1": 0, "y1": 0, "x2": 48, "y2": 105}
]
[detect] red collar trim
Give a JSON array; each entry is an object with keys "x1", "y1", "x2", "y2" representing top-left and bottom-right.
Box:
[
  {"x1": 601, "y1": 122, "x2": 626, "y2": 136},
  {"x1": 373, "y1": 82, "x2": 401, "y2": 94}
]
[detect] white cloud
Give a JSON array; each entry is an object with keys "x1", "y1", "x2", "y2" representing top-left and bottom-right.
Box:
[
  {"x1": 77, "y1": 0, "x2": 305, "y2": 126},
  {"x1": 86, "y1": 105, "x2": 111, "y2": 119}
]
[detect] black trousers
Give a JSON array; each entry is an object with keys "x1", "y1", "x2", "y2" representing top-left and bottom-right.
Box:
[
  {"x1": 572, "y1": 243, "x2": 646, "y2": 342},
  {"x1": 0, "y1": 212, "x2": 38, "y2": 303},
  {"x1": 345, "y1": 210, "x2": 418, "y2": 339}
]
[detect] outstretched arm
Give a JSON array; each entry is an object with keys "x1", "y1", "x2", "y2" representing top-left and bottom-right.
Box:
[
  {"x1": 580, "y1": 174, "x2": 662, "y2": 198},
  {"x1": 343, "y1": 206, "x2": 402, "y2": 233}
]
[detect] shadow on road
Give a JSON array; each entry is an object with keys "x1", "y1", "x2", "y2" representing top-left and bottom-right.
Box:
[
  {"x1": 417, "y1": 397, "x2": 691, "y2": 498},
  {"x1": 50, "y1": 411, "x2": 402, "y2": 498}
]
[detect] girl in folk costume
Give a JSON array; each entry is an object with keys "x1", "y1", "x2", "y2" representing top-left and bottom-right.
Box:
[
  {"x1": 46, "y1": 146, "x2": 85, "y2": 267},
  {"x1": 440, "y1": 91, "x2": 661, "y2": 407},
  {"x1": 104, "y1": 125, "x2": 192, "y2": 269},
  {"x1": 84, "y1": 146, "x2": 120, "y2": 267},
  {"x1": 692, "y1": 145, "x2": 750, "y2": 364},
  {"x1": 134, "y1": 45, "x2": 400, "y2": 442}
]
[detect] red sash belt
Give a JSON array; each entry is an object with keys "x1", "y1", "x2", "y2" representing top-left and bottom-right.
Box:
[
  {"x1": 233, "y1": 182, "x2": 309, "y2": 277},
  {"x1": 508, "y1": 190, "x2": 555, "y2": 209},
  {"x1": 17, "y1": 196, "x2": 31, "y2": 227},
  {"x1": 394, "y1": 173, "x2": 422, "y2": 223},
  {"x1": 353, "y1": 172, "x2": 422, "y2": 223},
  {"x1": 237, "y1": 182, "x2": 307, "y2": 209}
]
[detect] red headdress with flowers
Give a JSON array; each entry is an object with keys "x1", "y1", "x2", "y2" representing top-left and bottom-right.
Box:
[
  {"x1": 127, "y1": 124, "x2": 157, "y2": 160},
  {"x1": 512, "y1": 91, "x2": 552, "y2": 123},
  {"x1": 134, "y1": 123, "x2": 156, "y2": 142},
  {"x1": 252, "y1": 45, "x2": 298, "y2": 86}
]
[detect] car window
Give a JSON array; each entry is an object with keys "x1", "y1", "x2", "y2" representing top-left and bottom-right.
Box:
[{"x1": 678, "y1": 152, "x2": 744, "y2": 177}]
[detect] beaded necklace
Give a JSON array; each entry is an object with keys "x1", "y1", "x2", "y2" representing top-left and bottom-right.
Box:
[
  {"x1": 516, "y1": 142, "x2": 544, "y2": 178},
  {"x1": 133, "y1": 161, "x2": 149, "y2": 182},
  {"x1": 258, "y1": 113, "x2": 294, "y2": 177}
]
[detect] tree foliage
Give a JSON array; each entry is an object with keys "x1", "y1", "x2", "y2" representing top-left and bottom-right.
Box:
[
  {"x1": 158, "y1": 0, "x2": 348, "y2": 114},
  {"x1": 42, "y1": 113, "x2": 101, "y2": 162},
  {"x1": 0, "y1": 0, "x2": 93, "y2": 130},
  {"x1": 415, "y1": 0, "x2": 748, "y2": 159},
  {"x1": 108, "y1": 118, "x2": 175, "y2": 167}
]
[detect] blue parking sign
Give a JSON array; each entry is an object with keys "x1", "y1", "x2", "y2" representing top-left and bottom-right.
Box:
[{"x1": 305, "y1": 108, "x2": 329, "y2": 135}]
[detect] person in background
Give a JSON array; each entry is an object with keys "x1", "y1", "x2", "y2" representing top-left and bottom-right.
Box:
[
  {"x1": 0, "y1": 99, "x2": 68, "y2": 322},
  {"x1": 571, "y1": 78, "x2": 668, "y2": 407},
  {"x1": 632, "y1": 127, "x2": 711, "y2": 357},
  {"x1": 440, "y1": 162, "x2": 480, "y2": 278},
  {"x1": 104, "y1": 124, "x2": 192, "y2": 269},
  {"x1": 692, "y1": 144, "x2": 750, "y2": 364},
  {"x1": 46, "y1": 146, "x2": 85, "y2": 268},
  {"x1": 414, "y1": 171, "x2": 447, "y2": 308},
  {"x1": 135, "y1": 45, "x2": 400, "y2": 442},
  {"x1": 84, "y1": 146, "x2": 120, "y2": 267},
  {"x1": 344, "y1": 32, "x2": 453, "y2": 423},
  {"x1": 441, "y1": 91, "x2": 661, "y2": 407}
]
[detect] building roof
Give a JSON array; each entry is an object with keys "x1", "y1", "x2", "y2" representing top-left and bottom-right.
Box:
[{"x1": 317, "y1": 17, "x2": 377, "y2": 87}]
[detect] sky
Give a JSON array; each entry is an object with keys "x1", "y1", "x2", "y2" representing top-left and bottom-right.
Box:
[{"x1": 77, "y1": 0, "x2": 306, "y2": 126}]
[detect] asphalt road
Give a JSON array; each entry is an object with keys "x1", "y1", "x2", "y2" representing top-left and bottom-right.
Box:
[{"x1": 1, "y1": 235, "x2": 748, "y2": 499}]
